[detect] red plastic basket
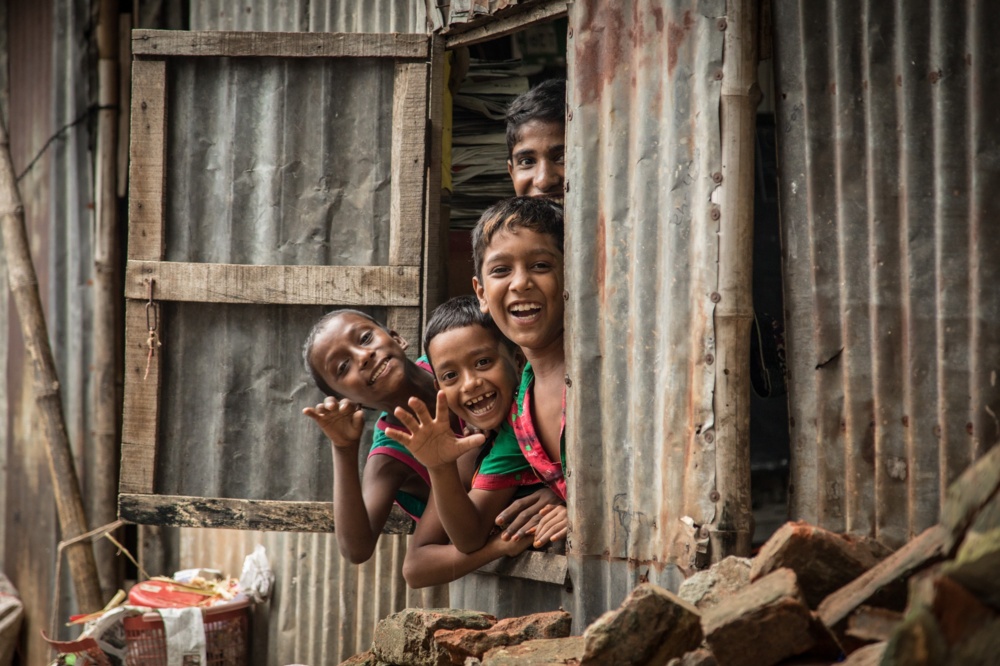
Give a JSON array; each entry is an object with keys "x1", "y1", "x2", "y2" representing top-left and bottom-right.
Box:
[{"x1": 122, "y1": 598, "x2": 249, "y2": 666}]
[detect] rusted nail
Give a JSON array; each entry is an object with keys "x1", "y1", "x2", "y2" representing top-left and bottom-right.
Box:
[
  {"x1": 710, "y1": 292, "x2": 722, "y2": 303},
  {"x1": 705, "y1": 354, "x2": 714, "y2": 365},
  {"x1": 565, "y1": 374, "x2": 573, "y2": 387},
  {"x1": 709, "y1": 489, "x2": 721, "y2": 501},
  {"x1": 141, "y1": 101, "x2": 148, "y2": 110},
  {"x1": 717, "y1": 18, "x2": 727, "y2": 31},
  {"x1": 567, "y1": 110, "x2": 573, "y2": 121},
  {"x1": 698, "y1": 525, "x2": 711, "y2": 539},
  {"x1": 567, "y1": 27, "x2": 573, "y2": 38},
  {"x1": 967, "y1": 422, "x2": 974, "y2": 435},
  {"x1": 712, "y1": 172, "x2": 723, "y2": 184},
  {"x1": 929, "y1": 70, "x2": 941, "y2": 84},
  {"x1": 714, "y1": 69, "x2": 724, "y2": 81},
  {"x1": 704, "y1": 431, "x2": 715, "y2": 443},
  {"x1": 563, "y1": 290, "x2": 569, "y2": 301},
  {"x1": 933, "y1": 424, "x2": 942, "y2": 437},
  {"x1": 711, "y1": 207, "x2": 721, "y2": 220},
  {"x1": 397, "y1": 267, "x2": 405, "y2": 275},
  {"x1": 564, "y1": 181, "x2": 570, "y2": 193}
]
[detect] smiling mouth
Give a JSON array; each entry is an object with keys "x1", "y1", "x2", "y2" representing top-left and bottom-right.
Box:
[
  {"x1": 369, "y1": 358, "x2": 390, "y2": 384},
  {"x1": 465, "y1": 391, "x2": 498, "y2": 416},
  {"x1": 509, "y1": 303, "x2": 542, "y2": 321}
]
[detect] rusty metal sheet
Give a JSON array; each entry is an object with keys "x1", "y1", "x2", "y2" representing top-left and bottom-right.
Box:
[
  {"x1": 190, "y1": 0, "x2": 426, "y2": 33},
  {"x1": 772, "y1": 0, "x2": 1000, "y2": 548},
  {"x1": 564, "y1": 0, "x2": 726, "y2": 628}
]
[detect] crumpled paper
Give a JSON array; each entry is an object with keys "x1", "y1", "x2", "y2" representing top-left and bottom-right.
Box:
[{"x1": 239, "y1": 545, "x2": 273, "y2": 604}]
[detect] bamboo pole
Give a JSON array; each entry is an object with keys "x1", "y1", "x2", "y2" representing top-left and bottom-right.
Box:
[
  {"x1": 92, "y1": 0, "x2": 122, "y2": 599},
  {"x1": 712, "y1": 0, "x2": 759, "y2": 561},
  {"x1": 0, "y1": 112, "x2": 104, "y2": 613}
]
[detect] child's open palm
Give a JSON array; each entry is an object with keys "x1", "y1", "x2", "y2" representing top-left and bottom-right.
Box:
[
  {"x1": 387, "y1": 391, "x2": 485, "y2": 469},
  {"x1": 302, "y1": 396, "x2": 365, "y2": 448}
]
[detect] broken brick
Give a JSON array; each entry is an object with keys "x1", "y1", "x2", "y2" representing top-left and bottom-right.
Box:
[
  {"x1": 433, "y1": 611, "x2": 572, "y2": 665},
  {"x1": 678, "y1": 556, "x2": 751, "y2": 611},
  {"x1": 481, "y1": 636, "x2": 585, "y2": 665},
  {"x1": 750, "y1": 521, "x2": 891, "y2": 609},
  {"x1": 372, "y1": 608, "x2": 496, "y2": 666},
  {"x1": 844, "y1": 605, "x2": 902, "y2": 645},
  {"x1": 701, "y1": 568, "x2": 822, "y2": 666},
  {"x1": 581, "y1": 583, "x2": 702, "y2": 665}
]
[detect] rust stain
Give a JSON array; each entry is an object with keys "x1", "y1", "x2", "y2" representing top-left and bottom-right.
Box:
[
  {"x1": 667, "y1": 11, "x2": 694, "y2": 77},
  {"x1": 574, "y1": 2, "x2": 627, "y2": 105},
  {"x1": 595, "y1": 209, "x2": 607, "y2": 305},
  {"x1": 652, "y1": 7, "x2": 664, "y2": 32}
]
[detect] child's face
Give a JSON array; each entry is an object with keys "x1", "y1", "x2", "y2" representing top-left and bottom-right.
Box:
[
  {"x1": 473, "y1": 227, "x2": 564, "y2": 354},
  {"x1": 428, "y1": 325, "x2": 518, "y2": 431},
  {"x1": 310, "y1": 313, "x2": 410, "y2": 407},
  {"x1": 507, "y1": 119, "x2": 565, "y2": 200}
]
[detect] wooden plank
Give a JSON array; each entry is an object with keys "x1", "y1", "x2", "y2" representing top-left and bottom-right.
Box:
[
  {"x1": 118, "y1": 494, "x2": 416, "y2": 534},
  {"x1": 132, "y1": 29, "x2": 429, "y2": 59},
  {"x1": 476, "y1": 550, "x2": 568, "y2": 585},
  {"x1": 120, "y1": 299, "x2": 161, "y2": 494},
  {"x1": 422, "y1": 36, "x2": 447, "y2": 326},
  {"x1": 125, "y1": 260, "x2": 421, "y2": 306},
  {"x1": 389, "y1": 61, "x2": 429, "y2": 268},
  {"x1": 445, "y1": 1, "x2": 568, "y2": 49},
  {"x1": 127, "y1": 59, "x2": 166, "y2": 261}
]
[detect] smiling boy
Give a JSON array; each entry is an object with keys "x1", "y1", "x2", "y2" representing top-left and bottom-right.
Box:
[{"x1": 506, "y1": 79, "x2": 566, "y2": 201}]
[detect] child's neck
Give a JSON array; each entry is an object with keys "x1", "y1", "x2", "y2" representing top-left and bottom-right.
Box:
[{"x1": 522, "y1": 335, "x2": 565, "y2": 380}]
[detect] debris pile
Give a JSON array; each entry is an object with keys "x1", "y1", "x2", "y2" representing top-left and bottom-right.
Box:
[{"x1": 341, "y1": 445, "x2": 1000, "y2": 665}]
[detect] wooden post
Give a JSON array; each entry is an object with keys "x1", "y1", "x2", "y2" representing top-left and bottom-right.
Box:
[
  {"x1": 712, "y1": 0, "x2": 759, "y2": 561},
  {"x1": 0, "y1": 112, "x2": 104, "y2": 613},
  {"x1": 92, "y1": 0, "x2": 122, "y2": 599}
]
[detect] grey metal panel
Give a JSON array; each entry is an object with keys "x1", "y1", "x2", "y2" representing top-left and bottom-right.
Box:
[
  {"x1": 156, "y1": 56, "x2": 395, "y2": 499},
  {"x1": 189, "y1": 0, "x2": 426, "y2": 33},
  {"x1": 772, "y1": 1, "x2": 1000, "y2": 547},
  {"x1": 564, "y1": 0, "x2": 726, "y2": 628}
]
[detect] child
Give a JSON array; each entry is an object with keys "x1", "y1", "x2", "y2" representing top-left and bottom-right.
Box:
[
  {"x1": 506, "y1": 79, "x2": 566, "y2": 200},
  {"x1": 301, "y1": 309, "x2": 479, "y2": 563},
  {"x1": 390, "y1": 198, "x2": 569, "y2": 555},
  {"x1": 397, "y1": 296, "x2": 541, "y2": 587}
]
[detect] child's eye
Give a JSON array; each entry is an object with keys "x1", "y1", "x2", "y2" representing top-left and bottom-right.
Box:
[
  {"x1": 488, "y1": 266, "x2": 511, "y2": 277},
  {"x1": 531, "y1": 262, "x2": 552, "y2": 271},
  {"x1": 517, "y1": 157, "x2": 536, "y2": 168},
  {"x1": 475, "y1": 358, "x2": 493, "y2": 369},
  {"x1": 360, "y1": 331, "x2": 372, "y2": 344},
  {"x1": 337, "y1": 360, "x2": 348, "y2": 377},
  {"x1": 439, "y1": 371, "x2": 457, "y2": 383}
]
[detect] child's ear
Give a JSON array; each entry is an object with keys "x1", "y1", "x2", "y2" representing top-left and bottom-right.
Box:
[
  {"x1": 390, "y1": 330, "x2": 409, "y2": 350},
  {"x1": 472, "y1": 277, "x2": 489, "y2": 314},
  {"x1": 506, "y1": 159, "x2": 514, "y2": 180}
]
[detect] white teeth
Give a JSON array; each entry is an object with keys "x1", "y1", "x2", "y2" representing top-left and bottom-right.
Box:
[
  {"x1": 369, "y1": 358, "x2": 389, "y2": 384},
  {"x1": 465, "y1": 391, "x2": 497, "y2": 414},
  {"x1": 510, "y1": 303, "x2": 540, "y2": 313}
]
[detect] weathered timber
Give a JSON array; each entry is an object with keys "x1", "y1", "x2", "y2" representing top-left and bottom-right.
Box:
[
  {"x1": 118, "y1": 494, "x2": 415, "y2": 534},
  {"x1": 475, "y1": 551, "x2": 568, "y2": 585},
  {"x1": 124, "y1": 261, "x2": 421, "y2": 306},
  {"x1": 0, "y1": 113, "x2": 104, "y2": 612},
  {"x1": 132, "y1": 29, "x2": 429, "y2": 59},
  {"x1": 446, "y1": 1, "x2": 568, "y2": 48}
]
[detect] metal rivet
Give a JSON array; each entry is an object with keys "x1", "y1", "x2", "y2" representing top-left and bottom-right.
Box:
[
  {"x1": 704, "y1": 431, "x2": 715, "y2": 443},
  {"x1": 710, "y1": 207, "x2": 721, "y2": 221},
  {"x1": 705, "y1": 354, "x2": 714, "y2": 365},
  {"x1": 712, "y1": 172, "x2": 723, "y2": 184},
  {"x1": 710, "y1": 490, "x2": 721, "y2": 501},
  {"x1": 717, "y1": 18, "x2": 727, "y2": 31},
  {"x1": 714, "y1": 70, "x2": 724, "y2": 81},
  {"x1": 565, "y1": 374, "x2": 573, "y2": 387},
  {"x1": 567, "y1": 110, "x2": 573, "y2": 121},
  {"x1": 563, "y1": 290, "x2": 569, "y2": 301},
  {"x1": 568, "y1": 27, "x2": 573, "y2": 38},
  {"x1": 710, "y1": 292, "x2": 722, "y2": 303},
  {"x1": 141, "y1": 101, "x2": 148, "y2": 110}
]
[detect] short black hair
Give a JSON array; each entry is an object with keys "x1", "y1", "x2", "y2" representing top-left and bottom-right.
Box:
[
  {"x1": 471, "y1": 196, "x2": 564, "y2": 281},
  {"x1": 302, "y1": 309, "x2": 385, "y2": 397},
  {"x1": 423, "y1": 295, "x2": 513, "y2": 367},
  {"x1": 505, "y1": 79, "x2": 566, "y2": 159}
]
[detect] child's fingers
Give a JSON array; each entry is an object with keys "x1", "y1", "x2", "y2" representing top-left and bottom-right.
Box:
[
  {"x1": 383, "y1": 427, "x2": 410, "y2": 447},
  {"x1": 454, "y1": 432, "x2": 487, "y2": 455},
  {"x1": 393, "y1": 405, "x2": 421, "y2": 432},
  {"x1": 435, "y1": 391, "x2": 450, "y2": 423},
  {"x1": 407, "y1": 396, "x2": 434, "y2": 424}
]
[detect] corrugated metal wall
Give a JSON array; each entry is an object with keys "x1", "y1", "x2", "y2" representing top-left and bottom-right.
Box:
[
  {"x1": 170, "y1": 5, "x2": 446, "y2": 665},
  {"x1": 564, "y1": 0, "x2": 727, "y2": 628},
  {"x1": 772, "y1": 1, "x2": 1000, "y2": 547}
]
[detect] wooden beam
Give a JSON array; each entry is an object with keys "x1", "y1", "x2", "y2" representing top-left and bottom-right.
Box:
[
  {"x1": 124, "y1": 260, "x2": 421, "y2": 306},
  {"x1": 389, "y1": 61, "x2": 429, "y2": 269},
  {"x1": 132, "y1": 29, "x2": 430, "y2": 59},
  {"x1": 118, "y1": 494, "x2": 416, "y2": 534},
  {"x1": 422, "y1": 35, "x2": 447, "y2": 327},
  {"x1": 476, "y1": 550, "x2": 568, "y2": 585},
  {"x1": 445, "y1": 1, "x2": 568, "y2": 49},
  {"x1": 127, "y1": 59, "x2": 167, "y2": 261},
  {"x1": 119, "y1": 300, "x2": 161, "y2": 494}
]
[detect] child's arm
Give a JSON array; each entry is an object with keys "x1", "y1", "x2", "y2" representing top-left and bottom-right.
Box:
[
  {"x1": 402, "y1": 494, "x2": 531, "y2": 589},
  {"x1": 528, "y1": 503, "x2": 568, "y2": 548},
  {"x1": 387, "y1": 392, "x2": 513, "y2": 553},
  {"x1": 303, "y1": 396, "x2": 403, "y2": 563}
]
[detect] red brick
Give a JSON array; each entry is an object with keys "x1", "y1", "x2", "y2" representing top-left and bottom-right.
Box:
[
  {"x1": 433, "y1": 611, "x2": 572, "y2": 665},
  {"x1": 481, "y1": 636, "x2": 584, "y2": 665},
  {"x1": 372, "y1": 608, "x2": 496, "y2": 666}
]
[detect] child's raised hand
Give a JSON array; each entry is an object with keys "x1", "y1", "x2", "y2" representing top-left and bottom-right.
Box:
[
  {"x1": 386, "y1": 391, "x2": 485, "y2": 469},
  {"x1": 495, "y1": 487, "x2": 561, "y2": 541},
  {"x1": 528, "y1": 503, "x2": 568, "y2": 548},
  {"x1": 302, "y1": 396, "x2": 365, "y2": 449}
]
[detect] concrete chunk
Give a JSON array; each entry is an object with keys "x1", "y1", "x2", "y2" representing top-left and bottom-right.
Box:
[
  {"x1": 481, "y1": 636, "x2": 585, "y2": 665},
  {"x1": 678, "y1": 556, "x2": 751, "y2": 611},
  {"x1": 372, "y1": 608, "x2": 497, "y2": 666},
  {"x1": 433, "y1": 611, "x2": 572, "y2": 665},
  {"x1": 581, "y1": 583, "x2": 703, "y2": 666},
  {"x1": 750, "y1": 521, "x2": 891, "y2": 609},
  {"x1": 702, "y1": 568, "x2": 820, "y2": 666}
]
